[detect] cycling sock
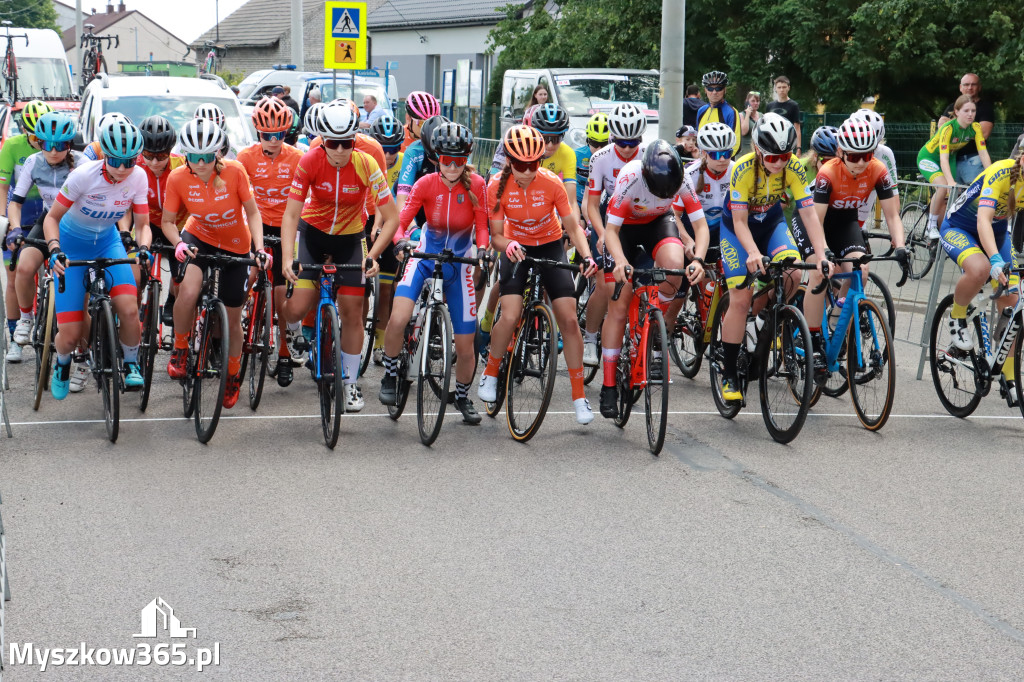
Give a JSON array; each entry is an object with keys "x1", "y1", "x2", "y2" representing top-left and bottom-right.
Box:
[
  {"x1": 342, "y1": 352, "x2": 360, "y2": 384},
  {"x1": 927, "y1": 214, "x2": 938, "y2": 229},
  {"x1": 484, "y1": 353, "x2": 502, "y2": 378},
  {"x1": 602, "y1": 347, "x2": 620, "y2": 386},
  {"x1": 228, "y1": 355, "x2": 241, "y2": 376},
  {"x1": 19, "y1": 308, "x2": 32, "y2": 320},
  {"x1": 480, "y1": 308, "x2": 494, "y2": 333},
  {"x1": 174, "y1": 333, "x2": 189, "y2": 350},
  {"x1": 584, "y1": 330, "x2": 598, "y2": 344},
  {"x1": 383, "y1": 353, "x2": 398, "y2": 377},
  {"x1": 56, "y1": 352, "x2": 72, "y2": 366},
  {"x1": 1003, "y1": 356, "x2": 1015, "y2": 382},
  {"x1": 568, "y1": 366, "x2": 585, "y2": 401},
  {"x1": 455, "y1": 381, "x2": 470, "y2": 401},
  {"x1": 722, "y1": 342, "x2": 741, "y2": 382},
  {"x1": 121, "y1": 343, "x2": 139, "y2": 363},
  {"x1": 951, "y1": 302, "x2": 968, "y2": 319},
  {"x1": 658, "y1": 291, "x2": 674, "y2": 309},
  {"x1": 7, "y1": 319, "x2": 16, "y2": 338}
]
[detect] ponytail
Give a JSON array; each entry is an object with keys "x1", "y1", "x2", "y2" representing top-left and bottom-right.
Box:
[
  {"x1": 1008, "y1": 161, "x2": 1021, "y2": 217},
  {"x1": 213, "y1": 158, "x2": 226, "y2": 190},
  {"x1": 490, "y1": 165, "x2": 512, "y2": 215},
  {"x1": 696, "y1": 157, "x2": 708, "y2": 194}
]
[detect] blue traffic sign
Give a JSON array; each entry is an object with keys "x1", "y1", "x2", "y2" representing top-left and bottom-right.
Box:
[{"x1": 331, "y1": 7, "x2": 361, "y2": 39}]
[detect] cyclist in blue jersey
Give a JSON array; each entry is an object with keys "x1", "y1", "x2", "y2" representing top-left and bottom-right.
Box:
[
  {"x1": 696, "y1": 71, "x2": 742, "y2": 157},
  {"x1": 395, "y1": 115, "x2": 449, "y2": 215}
]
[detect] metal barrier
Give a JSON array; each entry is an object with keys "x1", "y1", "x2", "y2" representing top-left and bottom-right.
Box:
[
  {"x1": 1, "y1": 489, "x2": 7, "y2": 680},
  {"x1": 470, "y1": 137, "x2": 500, "y2": 177},
  {"x1": 0, "y1": 265, "x2": 11, "y2": 438}
]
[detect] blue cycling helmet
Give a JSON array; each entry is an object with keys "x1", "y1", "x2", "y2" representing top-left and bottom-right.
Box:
[
  {"x1": 810, "y1": 126, "x2": 839, "y2": 157},
  {"x1": 370, "y1": 113, "x2": 404, "y2": 147},
  {"x1": 531, "y1": 103, "x2": 570, "y2": 135},
  {"x1": 99, "y1": 117, "x2": 144, "y2": 159},
  {"x1": 34, "y1": 111, "x2": 77, "y2": 147}
]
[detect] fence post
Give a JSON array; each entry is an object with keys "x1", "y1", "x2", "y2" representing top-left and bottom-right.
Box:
[{"x1": 915, "y1": 183, "x2": 963, "y2": 380}]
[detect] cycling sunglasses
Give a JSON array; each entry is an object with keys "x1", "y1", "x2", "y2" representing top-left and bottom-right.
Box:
[
  {"x1": 185, "y1": 152, "x2": 216, "y2": 164},
  {"x1": 106, "y1": 155, "x2": 138, "y2": 169},
  {"x1": 438, "y1": 154, "x2": 468, "y2": 168},
  {"x1": 615, "y1": 138, "x2": 641, "y2": 148},
  {"x1": 543, "y1": 134, "x2": 564, "y2": 145},
  {"x1": 382, "y1": 144, "x2": 401, "y2": 154},
  {"x1": 763, "y1": 152, "x2": 792, "y2": 164},
  {"x1": 259, "y1": 131, "x2": 286, "y2": 141},
  {"x1": 588, "y1": 139, "x2": 608, "y2": 149},
  {"x1": 42, "y1": 140, "x2": 72, "y2": 153},
  {"x1": 705, "y1": 85, "x2": 726, "y2": 92},
  {"x1": 843, "y1": 150, "x2": 874, "y2": 163},
  {"x1": 324, "y1": 138, "x2": 355, "y2": 150},
  {"x1": 509, "y1": 158, "x2": 540, "y2": 173},
  {"x1": 705, "y1": 150, "x2": 733, "y2": 161},
  {"x1": 142, "y1": 150, "x2": 170, "y2": 161}
]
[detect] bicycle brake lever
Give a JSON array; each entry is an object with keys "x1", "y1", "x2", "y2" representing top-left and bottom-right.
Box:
[{"x1": 611, "y1": 266, "x2": 631, "y2": 301}]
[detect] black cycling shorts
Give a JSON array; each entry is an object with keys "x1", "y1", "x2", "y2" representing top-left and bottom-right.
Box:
[
  {"x1": 181, "y1": 231, "x2": 249, "y2": 308},
  {"x1": 499, "y1": 240, "x2": 576, "y2": 300},
  {"x1": 603, "y1": 213, "x2": 683, "y2": 276},
  {"x1": 296, "y1": 220, "x2": 366, "y2": 296},
  {"x1": 260, "y1": 224, "x2": 285, "y2": 284},
  {"x1": 364, "y1": 213, "x2": 399, "y2": 279},
  {"x1": 791, "y1": 212, "x2": 866, "y2": 260}
]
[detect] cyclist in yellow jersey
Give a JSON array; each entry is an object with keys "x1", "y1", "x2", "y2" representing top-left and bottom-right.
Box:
[
  {"x1": 531, "y1": 104, "x2": 580, "y2": 221},
  {"x1": 696, "y1": 71, "x2": 742, "y2": 157}
]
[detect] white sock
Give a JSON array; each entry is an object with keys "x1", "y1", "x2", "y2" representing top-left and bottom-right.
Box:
[
  {"x1": 122, "y1": 343, "x2": 140, "y2": 363},
  {"x1": 20, "y1": 310, "x2": 32, "y2": 321},
  {"x1": 342, "y1": 352, "x2": 360, "y2": 384},
  {"x1": 287, "y1": 320, "x2": 300, "y2": 332},
  {"x1": 927, "y1": 215, "x2": 938, "y2": 228},
  {"x1": 584, "y1": 330, "x2": 598, "y2": 344}
]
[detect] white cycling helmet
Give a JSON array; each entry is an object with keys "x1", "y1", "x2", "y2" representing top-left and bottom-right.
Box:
[
  {"x1": 179, "y1": 118, "x2": 226, "y2": 155},
  {"x1": 851, "y1": 108, "x2": 885, "y2": 141},
  {"x1": 303, "y1": 102, "x2": 325, "y2": 137},
  {"x1": 696, "y1": 121, "x2": 736, "y2": 153},
  {"x1": 752, "y1": 112, "x2": 797, "y2": 155},
  {"x1": 316, "y1": 101, "x2": 359, "y2": 140},
  {"x1": 608, "y1": 103, "x2": 647, "y2": 140},
  {"x1": 836, "y1": 118, "x2": 878, "y2": 153},
  {"x1": 194, "y1": 103, "x2": 226, "y2": 130}
]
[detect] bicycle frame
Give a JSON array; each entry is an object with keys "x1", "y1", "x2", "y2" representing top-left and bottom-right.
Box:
[
  {"x1": 821, "y1": 271, "x2": 872, "y2": 371},
  {"x1": 311, "y1": 266, "x2": 339, "y2": 383}
]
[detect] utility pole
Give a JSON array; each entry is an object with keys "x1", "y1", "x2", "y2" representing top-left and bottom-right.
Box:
[
  {"x1": 75, "y1": 0, "x2": 83, "y2": 87},
  {"x1": 658, "y1": 0, "x2": 684, "y2": 141},
  {"x1": 215, "y1": 0, "x2": 220, "y2": 42},
  {"x1": 291, "y1": 0, "x2": 303, "y2": 69}
]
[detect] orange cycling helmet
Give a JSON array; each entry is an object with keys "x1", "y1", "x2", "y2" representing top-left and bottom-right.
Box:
[
  {"x1": 503, "y1": 124, "x2": 545, "y2": 163},
  {"x1": 252, "y1": 96, "x2": 293, "y2": 133}
]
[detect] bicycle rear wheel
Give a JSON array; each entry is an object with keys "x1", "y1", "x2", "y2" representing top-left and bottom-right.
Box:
[
  {"x1": 759, "y1": 304, "x2": 813, "y2": 444},
  {"x1": 193, "y1": 301, "x2": 229, "y2": 443},
  {"x1": 707, "y1": 292, "x2": 741, "y2": 419},
  {"x1": 612, "y1": 334, "x2": 633, "y2": 428},
  {"x1": 388, "y1": 338, "x2": 414, "y2": 421},
  {"x1": 645, "y1": 309, "x2": 670, "y2": 455},
  {"x1": 245, "y1": 280, "x2": 273, "y2": 411},
  {"x1": 575, "y1": 275, "x2": 599, "y2": 385},
  {"x1": 32, "y1": 279, "x2": 55, "y2": 411},
  {"x1": 318, "y1": 303, "x2": 345, "y2": 448},
  {"x1": 866, "y1": 271, "x2": 896, "y2": 335},
  {"x1": 847, "y1": 298, "x2": 896, "y2": 430},
  {"x1": 359, "y1": 274, "x2": 379, "y2": 378},
  {"x1": 901, "y1": 201, "x2": 937, "y2": 280},
  {"x1": 506, "y1": 302, "x2": 558, "y2": 442},
  {"x1": 417, "y1": 304, "x2": 453, "y2": 446},
  {"x1": 94, "y1": 300, "x2": 120, "y2": 443},
  {"x1": 669, "y1": 286, "x2": 704, "y2": 379},
  {"x1": 138, "y1": 279, "x2": 161, "y2": 412},
  {"x1": 929, "y1": 293, "x2": 983, "y2": 417}
]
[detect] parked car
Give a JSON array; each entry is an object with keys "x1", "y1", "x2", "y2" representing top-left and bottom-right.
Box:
[{"x1": 74, "y1": 74, "x2": 255, "y2": 151}]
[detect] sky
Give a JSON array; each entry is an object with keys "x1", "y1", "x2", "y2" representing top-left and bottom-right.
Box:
[{"x1": 86, "y1": 0, "x2": 251, "y2": 43}]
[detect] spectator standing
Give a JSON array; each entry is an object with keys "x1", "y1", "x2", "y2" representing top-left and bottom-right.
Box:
[
  {"x1": 681, "y1": 84, "x2": 704, "y2": 130},
  {"x1": 738, "y1": 90, "x2": 762, "y2": 154},
  {"x1": 937, "y1": 73, "x2": 996, "y2": 184},
  {"x1": 529, "y1": 84, "x2": 550, "y2": 107},
  {"x1": 273, "y1": 86, "x2": 300, "y2": 117},
  {"x1": 360, "y1": 94, "x2": 385, "y2": 129},
  {"x1": 696, "y1": 71, "x2": 741, "y2": 156},
  {"x1": 766, "y1": 76, "x2": 802, "y2": 156}
]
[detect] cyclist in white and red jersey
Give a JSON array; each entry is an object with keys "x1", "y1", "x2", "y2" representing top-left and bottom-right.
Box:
[{"x1": 599, "y1": 140, "x2": 709, "y2": 418}]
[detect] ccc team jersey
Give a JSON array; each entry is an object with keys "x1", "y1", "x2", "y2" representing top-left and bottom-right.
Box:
[
  {"x1": 487, "y1": 167, "x2": 572, "y2": 246},
  {"x1": 54, "y1": 160, "x2": 149, "y2": 238},
  {"x1": 236, "y1": 143, "x2": 303, "y2": 226},
  {"x1": 946, "y1": 158, "x2": 1024, "y2": 238},
  {"x1": 606, "y1": 159, "x2": 704, "y2": 227},
  {"x1": 163, "y1": 161, "x2": 253, "y2": 254},
  {"x1": 290, "y1": 147, "x2": 391, "y2": 236},
  {"x1": 725, "y1": 152, "x2": 813, "y2": 225}
]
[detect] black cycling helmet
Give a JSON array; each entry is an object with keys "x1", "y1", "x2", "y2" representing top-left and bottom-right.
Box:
[
  {"x1": 138, "y1": 115, "x2": 176, "y2": 154},
  {"x1": 418, "y1": 115, "x2": 450, "y2": 163},
  {"x1": 370, "y1": 113, "x2": 404, "y2": 147},
  {"x1": 430, "y1": 122, "x2": 474, "y2": 157},
  {"x1": 702, "y1": 70, "x2": 729, "y2": 88},
  {"x1": 810, "y1": 126, "x2": 840, "y2": 157},
  {"x1": 531, "y1": 103, "x2": 570, "y2": 135},
  {"x1": 641, "y1": 139, "x2": 684, "y2": 200}
]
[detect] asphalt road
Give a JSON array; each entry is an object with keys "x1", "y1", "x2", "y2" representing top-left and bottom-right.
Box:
[{"x1": 3, "y1": 335, "x2": 1024, "y2": 681}]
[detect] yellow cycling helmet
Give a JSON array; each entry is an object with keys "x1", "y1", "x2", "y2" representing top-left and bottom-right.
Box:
[
  {"x1": 586, "y1": 113, "x2": 610, "y2": 143},
  {"x1": 20, "y1": 100, "x2": 54, "y2": 135}
]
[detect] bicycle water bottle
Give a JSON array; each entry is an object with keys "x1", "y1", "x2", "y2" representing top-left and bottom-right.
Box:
[
  {"x1": 703, "y1": 280, "x2": 714, "y2": 309},
  {"x1": 995, "y1": 306, "x2": 1014, "y2": 343},
  {"x1": 744, "y1": 313, "x2": 765, "y2": 353}
]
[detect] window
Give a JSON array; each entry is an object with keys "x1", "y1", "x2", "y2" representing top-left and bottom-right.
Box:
[{"x1": 511, "y1": 77, "x2": 536, "y2": 120}]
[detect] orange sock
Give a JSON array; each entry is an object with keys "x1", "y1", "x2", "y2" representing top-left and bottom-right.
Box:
[
  {"x1": 484, "y1": 353, "x2": 502, "y2": 378},
  {"x1": 228, "y1": 355, "x2": 241, "y2": 376},
  {"x1": 568, "y1": 366, "x2": 585, "y2": 401},
  {"x1": 174, "y1": 333, "x2": 188, "y2": 350}
]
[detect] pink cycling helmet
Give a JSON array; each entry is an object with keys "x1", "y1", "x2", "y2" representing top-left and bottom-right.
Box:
[{"x1": 406, "y1": 91, "x2": 440, "y2": 120}]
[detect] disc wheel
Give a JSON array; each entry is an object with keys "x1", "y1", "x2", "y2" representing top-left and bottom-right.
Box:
[
  {"x1": 847, "y1": 298, "x2": 896, "y2": 430},
  {"x1": 505, "y1": 303, "x2": 558, "y2": 442},
  {"x1": 318, "y1": 303, "x2": 345, "y2": 448},
  {"x1": 929, "y1": 293, "x2": 983, "y2": 417},
  {"x1": 193, "y1": 302, "x2": 229, "y2": 443},
  {"x1": 138, "y1": 279, "x2": 161, "y2": 412},
  {"x1": 758, "y1": 305, "x2": 813, "y2": 444},
  {"x1": 644, "y1": 309, "x2": 670, "y2": 455},
  {"x1": 417, "y1": 304, "x2": 453, "y2": 446}
]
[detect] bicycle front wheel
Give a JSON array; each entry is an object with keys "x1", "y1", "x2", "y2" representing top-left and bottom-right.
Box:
[
  {"x1": 33, "y1": 278, "x2": 56, "y2": 411},
  {"x1": 388, "y1": 344, "x2": 412, "y2": 421},
  {"x1": 707, "y1": 292, "x2": 741, "y2": 419},
  {"x1": 847, "y1": 298, "x2": 896, "y2": 430},
  {"x1": 669, "y1": 286, "x2": 705, "y2": 379},
  {"x1": 94, "y1": 299, "x2": 120, "y2": 443},
  {"x1": 417, "y1": 304, "x2": 453, "y2": 446},
  {"x1": 759, "y1": 305, "x2": 813, "y2": 444},
  {"x1": 645, "y1": 309, "x2": 670, "y2": 455},
  {"x1": 359, "y1": 275, "x2": 379, "y2": 378},
  {"x1": 245, "y1": 280, "x2": 273, "y2": 411},
  {"x1": 505, "y1": 302, "x2": 558, "y2": 442},
  {"x1": 194, "y1": 301, "x2": 229, "y2": 443},
  {"x1": 575, "y1": 276, "x2": 599, "y2": 385},
  {"x1": 318, "y1": 303, "x2": 345, "y2": 448},
  {"x1": 929, "y1": 293, "x2": 983, "y2": 417},
  {"x1": 139, "y1": 279, "x2": 161, "y2": 412}
]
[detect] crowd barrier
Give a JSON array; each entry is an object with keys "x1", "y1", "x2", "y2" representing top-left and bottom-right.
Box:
[
  {"x1": 0, "y1": 271, "x2": 10, "y2": 437},
  {"x1": 1, "y1": 488, "x2": 7, "y2": 681}
]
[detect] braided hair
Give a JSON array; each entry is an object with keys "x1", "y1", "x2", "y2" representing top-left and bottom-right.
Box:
[{"x1": 490, "y1": 165, "x2": 513, "y2": 215}]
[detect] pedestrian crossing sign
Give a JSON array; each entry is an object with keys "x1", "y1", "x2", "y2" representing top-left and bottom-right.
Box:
[{"x1": 324, "y1": 1, "x2": 367, "y2": 69}]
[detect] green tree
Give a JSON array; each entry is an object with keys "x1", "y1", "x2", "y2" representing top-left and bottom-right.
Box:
[{"x1": 0, "y1": 0, "x2": 59, "y2": 32}]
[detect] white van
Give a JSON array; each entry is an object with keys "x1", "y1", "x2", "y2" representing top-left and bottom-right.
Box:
[
  {"x1": 12, "y1": 28, "x2": 76, "y2": 103},
  {"x1": 500, "y1": 68, "x2": 661, "y2": 146}
]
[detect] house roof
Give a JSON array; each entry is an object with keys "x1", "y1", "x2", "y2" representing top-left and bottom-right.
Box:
[
  {"x1": 191, "y1": 0, "x2": 387, "y2": 48},
  {"x1": 368, "y1": 0, "x2": 529, "y2": 30}
]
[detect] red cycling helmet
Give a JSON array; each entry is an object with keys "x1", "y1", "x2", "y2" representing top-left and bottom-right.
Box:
[{"x1": 252, "y1": 97, "x2": 292, "y2": 133}]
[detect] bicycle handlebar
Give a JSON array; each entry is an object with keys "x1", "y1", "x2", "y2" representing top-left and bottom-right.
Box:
[
  {"x1": 58, "y1": 257, "x2": 138, "y2": 294},
  {"x1": 990, "y1": 264, "x2": 1024, "y2": 300},
  {"x1": 508, "y1": 256, "x2": 580, "y2": 283},
  {"x1": 611, "y1": 265, "x2": 692, "y2": 302},
  {"x1": 736, "y1": 256, "x2": 827, "y2": 293},
  {"x1": 284, "y1": 261, "x2": 366, "y2": 299},
  {"x1": 829, "y1": 252, "x2": 910, "y2": 288}
]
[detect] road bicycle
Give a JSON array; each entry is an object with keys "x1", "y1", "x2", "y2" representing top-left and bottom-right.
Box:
[
  {"x1": 358, "y1": 273, "x2": 379, "y2": 378},
  {"x1": 237, "y1": 236, "x2": 279, "y2": 411},
  {"x1": 929, "y1": 265, "x2": 1024, "y2": 418},
  {"x1": 667, "y1": 247, "x2": 725, "y2": 379},
  {"x1": 707, "y1": 257, "x2": 822, "y2": 444},
  {"x1": 571, "y1": 252, "x2": 601, "y2": 385},
  {"x1": 0, "y1": 21, "x2": 28, "y2": 104},
  {"x1": 79, "y1": 23, "x2": 117, "y2": 91},
  {"x1": 184, "y1": 41, "x2": 226, "y2": 76},
  {"x1": 180, "y1": 252, "x2": 258, "y2": 444},
  {"x1": 136, "y1": 242, "x2": 182, "y2": 412},
  {"x1": 58, "y1": 255, "x2": 139, "y2": 443},
  {"x1": 482, "y1": 256, "x2": 579, "y2": 442},
  {"x1": 10, "y1": 236, "x2": 56, "y2": 411},
  {"x1": 609, "y1": 264, "x2": 689, "y2": 456},
  {"x1": 388, "y1": 248, "x2": 489, "y2": 445}
]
